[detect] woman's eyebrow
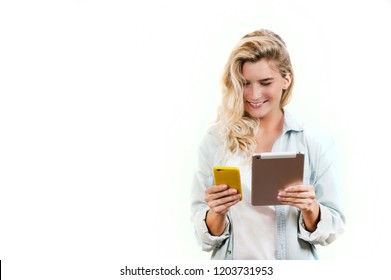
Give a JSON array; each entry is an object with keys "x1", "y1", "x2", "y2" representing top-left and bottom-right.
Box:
[
  {"x1": 244, "y1": 77, "x2": 274, "y2": 82},
  {"x1": 258, "y1": 77, "x2": 274, "y2": 82}
]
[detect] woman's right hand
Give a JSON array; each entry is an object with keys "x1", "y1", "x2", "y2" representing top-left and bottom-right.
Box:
[
  {"x1": 205, "y1": 184, "x2": 241, "y2": 215},
  {"x1": 204, "y1": 184, "x2": 241, "y2": 236}
]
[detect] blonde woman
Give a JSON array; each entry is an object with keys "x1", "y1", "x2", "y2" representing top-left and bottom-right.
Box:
[{"x1": 191, "y1": 29, "x2": 345, "y2": 260}]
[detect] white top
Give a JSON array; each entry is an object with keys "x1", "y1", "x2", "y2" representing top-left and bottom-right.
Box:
[{"x1": 228, "y1": 162, "x2": 277, "y2": 259}]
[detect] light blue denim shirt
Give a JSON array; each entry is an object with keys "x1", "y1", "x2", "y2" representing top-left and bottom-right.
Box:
[{"x1": 191, "y1": 111, "x2": 346, "y2": 260}]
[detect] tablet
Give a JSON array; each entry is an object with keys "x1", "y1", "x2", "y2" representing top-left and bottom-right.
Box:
[{"x1": 251, "y1": 152, "x2": 304, "y2": 206}]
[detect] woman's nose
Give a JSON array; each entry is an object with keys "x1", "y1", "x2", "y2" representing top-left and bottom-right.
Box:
[{"x1": 248, "y1": 84, "x2": 261, "y2": 98}]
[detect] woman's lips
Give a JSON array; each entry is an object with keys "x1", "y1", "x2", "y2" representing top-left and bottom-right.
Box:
[{"x1": 247, "y1": 100, "x2": 268, "y2": 108}]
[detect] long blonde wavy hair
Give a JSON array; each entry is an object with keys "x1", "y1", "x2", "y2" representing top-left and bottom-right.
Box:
[{"x1": 216, "y1": 29, "x2": 295, "y2": 159}]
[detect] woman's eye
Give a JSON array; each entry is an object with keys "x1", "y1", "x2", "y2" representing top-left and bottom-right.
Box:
[{"x1": 243, "y1": 81, "x2": 271, "y2": 87}]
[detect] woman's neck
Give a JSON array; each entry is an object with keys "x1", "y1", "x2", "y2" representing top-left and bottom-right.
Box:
[
  {"x1": 254, "y1": 109, "x2": 285, "y2": 153},
  {"x1": 258, "y1": 108, "x2": 284, "y2": 133}
]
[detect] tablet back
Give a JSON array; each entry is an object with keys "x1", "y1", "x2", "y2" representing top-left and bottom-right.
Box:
[{"x1": 251, "y1": 152, "x2": 304, "y2": 206}]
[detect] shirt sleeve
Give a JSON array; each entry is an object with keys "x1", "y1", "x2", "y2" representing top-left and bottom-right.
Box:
[
  {"x1": 298, "y1": 135, "x2": 346, "y2": 246},
  {"x1": 190, "y1": 130, "x2": 231, "y2": 252},
  {"x1": 194, "y1": 208, "x2": 231, "y2": 251}
]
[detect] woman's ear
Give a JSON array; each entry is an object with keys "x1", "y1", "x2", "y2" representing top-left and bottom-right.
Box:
[{"x1": 282, "y1": 72, "x2": 292, "y2": 90}]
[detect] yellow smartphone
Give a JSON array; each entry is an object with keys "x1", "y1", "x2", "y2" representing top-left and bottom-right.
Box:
[{"x1": 213, "y1": 166, "x2": 242, "y2": 200}]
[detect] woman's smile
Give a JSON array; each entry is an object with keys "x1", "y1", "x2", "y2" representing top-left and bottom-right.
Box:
[{"x1": 246, "y1": 100, "x2": 269, "y2": 109}]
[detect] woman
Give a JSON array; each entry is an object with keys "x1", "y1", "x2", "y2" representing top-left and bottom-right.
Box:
[{"x1": 191, "y1": 29, "x2": 345, "y2": 260}]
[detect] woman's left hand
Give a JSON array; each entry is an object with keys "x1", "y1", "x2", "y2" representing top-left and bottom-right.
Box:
[
  {"x1": 277, "y1": 184, "x2": 320, "y2": 232},
  {"x1": 277, "y1": 184, "x2": 317, "y2": 211}
]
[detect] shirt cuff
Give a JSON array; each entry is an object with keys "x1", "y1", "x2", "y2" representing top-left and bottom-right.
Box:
[
  {"x1": 298, "y1": 204, "x2": 333, "y2": 245},
  {"x1": 195, "y1": 208, "x2": 230, "y2": 248}
]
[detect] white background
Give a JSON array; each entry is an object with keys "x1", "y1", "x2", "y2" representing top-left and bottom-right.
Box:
[{"x1": 1, "y1": 0, "x2": 391, "y2": 279}]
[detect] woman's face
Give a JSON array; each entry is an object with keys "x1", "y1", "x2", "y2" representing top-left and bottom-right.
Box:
[{"x1": 242, "y1": 59, "x2": 292, "y2": 119}]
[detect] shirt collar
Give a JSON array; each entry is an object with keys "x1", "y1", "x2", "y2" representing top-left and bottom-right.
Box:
[{"x1": 283, "y1": 110, "x2": 304, "y2": 133}]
